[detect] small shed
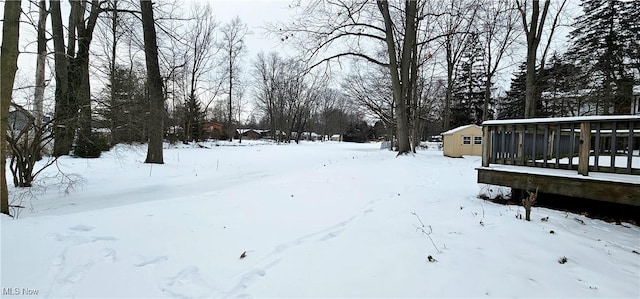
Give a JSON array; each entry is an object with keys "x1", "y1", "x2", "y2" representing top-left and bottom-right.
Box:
[{"x1": 442, "y1": 124, "x2": 483, "y2": 158}]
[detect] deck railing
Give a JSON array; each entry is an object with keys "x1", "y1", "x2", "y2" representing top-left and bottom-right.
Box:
[{"x1": 481, "y1": 116, "x2": 640, "y2": 176}]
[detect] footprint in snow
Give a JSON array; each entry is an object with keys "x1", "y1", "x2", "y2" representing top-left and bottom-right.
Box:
[
  {"x1": 61, "y1": 261, "x2": 94, "y2": 284},
  {"x1": 90, "y1": 236, "x2": 117, "y2": 243},
  {"x1": 134, "y1": 256, "x2": 168, "y2": 267},
  {"x1": 319, "y1": 228, "x2": 346, "y2": 242},
  {"x1": 68, "y1": 225, "x2": 94, "y2": 232},
  {"x1": 103, "y1": 248, "x2": 116, "y2": 262}
]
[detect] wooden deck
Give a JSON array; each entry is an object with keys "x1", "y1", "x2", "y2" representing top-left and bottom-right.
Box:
[{"x1": 477, "y1": 116, "x2": 640, "y2": 205}]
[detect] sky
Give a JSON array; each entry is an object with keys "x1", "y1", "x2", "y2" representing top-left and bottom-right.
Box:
[{"x1": 4, "y1": 0, "x2": 581, "y2": 119}]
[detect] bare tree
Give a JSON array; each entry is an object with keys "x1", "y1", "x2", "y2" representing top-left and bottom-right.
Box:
[
  {"x1": 515, "y1": 0, "x2": 567, "y2": 118},
  {"x1": 220, "y1": 16, "x2": 248, "y2": 141},
  {"x1": 253, "y1": 52, "x2": 281, "y2": 142},
  {"x1": 181, "y1": 4, "x2": 219, "y2": 142},
  {"x1": 1, "y1": 0, "x2": 22, "y2": 215},
  {"x1": 140, "y1": 0, "x2": 164, "y2": 164},
  {"x1": 377, "y1": 0, "x2": 420, "y2": 154},
  {"x1": 34, "y1": 0, "x2": 48, "y2": 127},
  {"x1": 7, "y1": 103, "x2": 56, "y2": 188},
  {"x1": 435, "y1": 0, "x2": 478, "y2": 130},
  {"x1": 253, "y1": 52, "x2": 319, "y2": 143},
  {"x1": 343, "y1": 63, "x2": 394, "y2": 144},
  {"x1": 50, "y1": 0, "x2": 72, "y2": 156},
  {"x1": 51, "y1": 0, "x2": 102, "y2": 157},
  {"x1": 276, "y1": 0, "x2": 422, "y2": 154},
  {"x1": 477, "y1": 0, "x2": 521, "y2": 121}
]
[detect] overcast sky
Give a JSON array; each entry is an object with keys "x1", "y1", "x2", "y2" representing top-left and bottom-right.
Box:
[{"x1": 5, "y1": 0, "x2": 581, "y2": 115}]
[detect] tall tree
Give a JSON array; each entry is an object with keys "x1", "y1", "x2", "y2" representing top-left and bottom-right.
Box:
[
  {"x1": 101, "y1": 66, "x2": 149, "y2": 144},
  {"x1": 220, "y1": 16, "x2": 248, "y2": 141},
  {"x1": 51, "y1": 0, "x2": 101, "y2": 157},
  {"x1": 451, "y1": 33, "x2": 487, "y2": 127},
  {"x1": 497, "y1": 63, "x2": 528, "y2": 119},
  {"x1": 477, "y1": 0, "x2": 520, "y2": 121},
  {"x1": 377, "y1": 0, "x2": 419, "y2": 154},
  {"x1": 34, "y1": 0, "x2": 48, "y2": 127},
  {"x1": 277, "y1": 0, "x2": 423, "y2": 154},
  {"x1": 538, "y1": 53, "x2": 588, "y2": 116},
  {"x1": 182, "y1": 3, "x2": 218, "y2": 142},
  {"x1": 141, "y1": 0, "x2": 164, "y2": 164},
  {"x1": 1, "y1": 0, "x2": 22, "y2": 215},
  {"x1": 516, "y1": 0, "x2": 567, "y2": 118},
  {"x1": 516, "y1": 0, "x2": 550, "y2": 119},
  {"x1": 567, "y1": 0, "x2": 639, "y2": 115},
  {"x1": 436, "y1": 0, "x2": 478, "y2": 130},
  {"x1": 50, "y1": 0, "x2": 72, "y2": 156}
]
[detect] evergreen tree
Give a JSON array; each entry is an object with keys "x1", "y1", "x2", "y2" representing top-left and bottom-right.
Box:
[
  {"x1": 538, "y1": 53, "x2": 589, "y2": 117},
  {"x1": 451, "y1": 33, "x2": 487, "y2": 126},
  {"x1": 567, "y1": 0, "x2": 639, "y2": 114},
  {"x1": 497, "y1": 63, "x2": 527, "y2": 119},
  {"x1": 102, "y1": 66, "x2": 148, "y2": 144},
  {"x1": 498, "y1": 62, "x2": 553, "y2": 119},
  {"x1": 183, "y1": 94, "x2": 205, "y2": 142}
]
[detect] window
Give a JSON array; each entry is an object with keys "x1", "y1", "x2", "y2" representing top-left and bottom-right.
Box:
[
  {"x1": 474, "y1": 136, "x2": 482, "y2": 145},
  {"x1": 462, "y1": 136, "x2": 471, "y2": 145}
]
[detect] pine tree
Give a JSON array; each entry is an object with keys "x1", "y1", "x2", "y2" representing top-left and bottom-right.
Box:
[
  {"x1": 183, "y1": 94, "x2": 205, "y2": 142},
  {"x1": 451, "y1": 33, "x2": 487, "y2": 127},
  {"x1": 103, "y1": 66, "x2": 148, "y2": 144},
  {"x1": 567, "y1": 0, "x2": 639, "y2": 115},
  {"x1": 497, "y1": 63, "x2": 527, "y2": 119},
  {"x1": 538, "y1": 53, "x2": 588, "y2": 117}
]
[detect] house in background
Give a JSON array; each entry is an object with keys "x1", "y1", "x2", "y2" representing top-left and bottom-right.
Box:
[
  {"x1": 236, "y1": 128, "x2": 263, "y2": 140},
  {"x1": 202, "y1": 121, "x2": 224, "y2": 139},
  {"x1": 442, "y1": 124, "x2": 483, "y2": 158},
  {"x1": 632, "y1": 85, "x2": 640, "y2": 115},
  {"x1": 8, "y1": 109, "x2": 51, "y2": 131}
]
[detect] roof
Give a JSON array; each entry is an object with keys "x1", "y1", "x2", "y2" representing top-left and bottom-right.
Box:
[{"x1": 442, "y1": 124, "x2": 481, "y2": 135}]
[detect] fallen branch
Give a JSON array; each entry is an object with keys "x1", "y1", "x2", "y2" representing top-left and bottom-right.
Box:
[{"x1": 411, "y1": 212, "x2": 441, "y2": 253}]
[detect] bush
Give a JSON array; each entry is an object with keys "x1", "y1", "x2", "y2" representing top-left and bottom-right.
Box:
[{"x1": 74, "y1": 133, "x2": 109, "y2": 158}]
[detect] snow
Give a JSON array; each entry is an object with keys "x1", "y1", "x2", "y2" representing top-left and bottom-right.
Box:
[
  {"x1": 536, "y1": 155, "x2": 640, "y2": 169},
  {"x1": 441, "y1": 124, "x2": 481, "y2": 135},
  {"x1": 483, "y1": 115, "x2": 640, "y2": 125},
  {"x1": 2, "y1": 141, "x2": 639, "y2": 298},
  {"x1": 479, "y1": 164, "x2": 640, "y2": 185}
]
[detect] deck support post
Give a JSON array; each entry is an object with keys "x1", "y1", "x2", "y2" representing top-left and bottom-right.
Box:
[
  {"x1": 578, "y1": 122, "x2": 591, "y2": 176},
  {"x1": 482, "y1": 125, "x2": 491, "y2": 167}
]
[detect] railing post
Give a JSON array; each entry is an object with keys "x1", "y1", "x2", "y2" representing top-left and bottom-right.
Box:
[
  {"x1": 482, "y1": 125, "x2": 491, "y2": 167},
  {"x1": 578, "y1": 122, "x2": 591, "y2": 176}
]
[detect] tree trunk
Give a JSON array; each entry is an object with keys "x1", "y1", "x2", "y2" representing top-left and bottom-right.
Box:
[
  {"x1": 377, "y1": 0, "x2": 412, "y2": 155},
  {"x1": 1, "y1": 0, "x2": 22, "y2": 216},
  {"x1": 34, "y1": 0, "x2": 48, "y2": 127},
  {"x1": 444, "y1": 45, "x2": 454, "y2": 130},
  {"x1": 228, "y1": 48, "x2": 233, "y2": 142},
  {"x1": 482, "y1": 75, "x2": 492, "y2": 121},
  {"x1": 73, "y1": 0, "x2": 101, "y2": 158},
  {"x1": 51, "y1": 0, "x2": 73, "y2": 156},
  {"x1": 141, "y1": 0, "x2": 164, "y2": 164},
  {"x1": 109, "y1": 0, "x2": 119, "y2": 144},
  {"x1": 520, "y1": 0, "x2": 550, "y2": 119},
  {"x1": 524, "y1": 51, "x2": 538, "y2": 118}
]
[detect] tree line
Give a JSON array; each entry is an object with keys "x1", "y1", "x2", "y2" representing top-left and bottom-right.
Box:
[{"x1": 1, "y1": 0, "x2": 638, "y2": 215}]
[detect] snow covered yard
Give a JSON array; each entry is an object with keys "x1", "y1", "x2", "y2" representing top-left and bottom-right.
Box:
[{"x1": 1, "y1": 141, "x2": 639, "y2": 298}]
